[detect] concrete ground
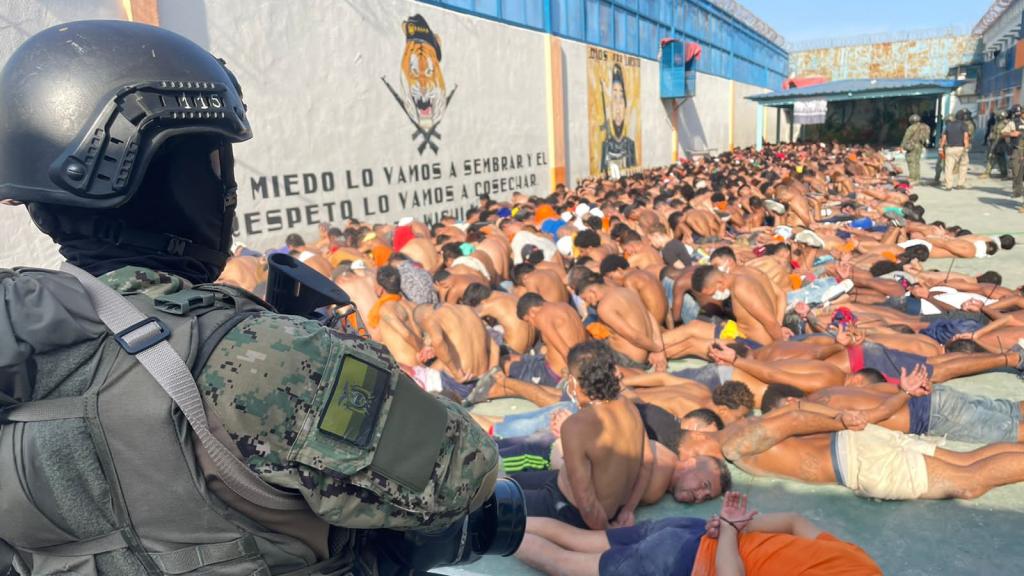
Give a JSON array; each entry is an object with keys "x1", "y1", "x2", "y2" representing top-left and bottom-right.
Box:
[{"x1": 444, "y1": 152, "x2": 1024, "y2": 576}]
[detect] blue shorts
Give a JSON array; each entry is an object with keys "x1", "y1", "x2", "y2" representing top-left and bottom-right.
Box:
[
  {"x1": 492, "y1": 402, "x2": 577, "y2": 439},
  {"x1": 861, "y1": 341, "x2": 933, "y2": 380},
  {"x1": 672, "y1": 364, "x2": 733, "y2": 391},
  {"x1": 927, "y1": 385, "x2": 1021, "y2": 443},
  {"x1": 508, "y1": 353, "x2": 561, "y2": 387},
  {"x1": 599, "y1": 517, "x2": 706, "y2": 576}
]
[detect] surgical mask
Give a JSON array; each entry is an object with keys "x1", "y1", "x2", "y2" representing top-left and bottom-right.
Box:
[
  {"x1": 711, "y1": 289, "x2": 731, "y2": 301},
  {"x1": 566, "y1": 378, "x2": 580, "y2": 408}
]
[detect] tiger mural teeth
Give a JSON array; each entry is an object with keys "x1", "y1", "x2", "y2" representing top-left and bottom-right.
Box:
[{"x1": 381, "y1": 14, "x2": 458, "y2": 155}]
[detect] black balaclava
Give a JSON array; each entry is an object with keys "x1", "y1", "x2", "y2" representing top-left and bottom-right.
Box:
[{"x1": 29, "y1": 134, "x2": 236, "y2": 284}]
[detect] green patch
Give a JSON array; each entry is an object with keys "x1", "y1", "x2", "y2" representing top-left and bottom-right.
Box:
[{"x1": 318, "y1": 355, "x2": 389, "y2": 448}]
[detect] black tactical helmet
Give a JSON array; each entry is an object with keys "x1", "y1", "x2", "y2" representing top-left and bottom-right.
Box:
[
  {"x1": 0, "y1": 20, "x2": 250, "y2": 208},
  {"x1": 0, "y1": 20, "x2": 251, "y2": 281},
  {"x1": 1012, "y1": 105, "x2": 1023, "y2": 116}
]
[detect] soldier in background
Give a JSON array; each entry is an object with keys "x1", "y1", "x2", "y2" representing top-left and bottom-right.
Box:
[
  {"x1": 1001, "y1": 105, "x2": 1024, "y2": 198},
  {"x1": 933, "y1": 114, "x2": 955, "y2": 187},
  {"x1": 984, "y1": 110, "x2": 1009, "y2": 179},
  {"x1": 900, "y1": 114, "x2": 930, "y2": 183},
  {"x1": 963, "y1": 109, "x2": 976, "y2": 144}
]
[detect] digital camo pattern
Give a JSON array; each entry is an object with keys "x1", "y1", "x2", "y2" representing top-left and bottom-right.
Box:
[
  {"x1": 98, "y1": 266, "x2": 498, "y2": 530},
  {"x1": 99, "y1": 265, "x2": 186, "y2": 297}
]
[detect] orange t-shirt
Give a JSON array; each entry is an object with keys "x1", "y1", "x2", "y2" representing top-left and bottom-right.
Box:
[{"x1": 691, "y1": 532, "x2": 881, "y2": 576}]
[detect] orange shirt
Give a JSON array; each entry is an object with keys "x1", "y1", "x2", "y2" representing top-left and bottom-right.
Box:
[{"x1": 691, "y1": 532, "x2": 881, "y2": 576}]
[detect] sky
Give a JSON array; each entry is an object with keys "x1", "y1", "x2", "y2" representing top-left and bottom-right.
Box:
[{"x1": 738, "y1": 0, "x2": 992, "y2": 47}]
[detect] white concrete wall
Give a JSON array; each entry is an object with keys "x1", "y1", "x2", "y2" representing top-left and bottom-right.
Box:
[
  {"x1": 679, "y1": 72, "x2": 731, "y2": 156},
  {"x1": 165, "y1": 0, "x2": 552, "y2": 251},
  {"x1": 639, "y1": 58, "x2": 674, "y2": 169},
  {"x1": 562, "y1": 38, "x2": 590, "y2": 186},
  {"x1": 732, "y1": 81, "x2": 762, "y2": 149},
  {"x1": 0, "y1": 0, "x2": 126, "y2": 269}
]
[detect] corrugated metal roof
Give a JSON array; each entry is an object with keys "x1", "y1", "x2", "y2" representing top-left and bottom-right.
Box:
[{"x1": 747, "y1": 78, "x2": 965, "y2": 106}]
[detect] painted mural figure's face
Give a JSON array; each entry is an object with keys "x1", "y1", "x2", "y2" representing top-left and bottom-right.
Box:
[
  {"x1": 611, "y1": 80, "x2": 626, "y2": 136},
  {"x1": 401, "y1": 39, "x2": 447, "y2": 130}
]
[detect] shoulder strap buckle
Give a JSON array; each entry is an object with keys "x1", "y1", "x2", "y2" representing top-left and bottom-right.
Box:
[{"x1": 114, "y1": 316, "x2": 171, "y2": 354}]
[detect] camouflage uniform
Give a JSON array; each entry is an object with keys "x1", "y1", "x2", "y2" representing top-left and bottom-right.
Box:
[
  {"x1": 1003, "y1": 116, "x2": 1024, "y2": 197},
  {"x1": 101, "y1": 266, "x2": 499, "y2": 530},
  {"x1": 900, "y1": 121, "x2": 930, "y2": 181},
  {"x1": 934, "y1": 115, "x2": 955, "y2": 186},
  {"x1": 985, "y1": 116, "x2": 1009, "y2": 178}
]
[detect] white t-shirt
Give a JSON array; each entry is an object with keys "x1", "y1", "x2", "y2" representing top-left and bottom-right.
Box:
[
  {"x1": 897, "y1": 239, "x2": 933, "y2": 252},
  {"x1": 930, "y1": 287, "x2": 996, "y2": 309},
  {"x1": 511, "y1": 231, "x2": 557, "y2": 264}
]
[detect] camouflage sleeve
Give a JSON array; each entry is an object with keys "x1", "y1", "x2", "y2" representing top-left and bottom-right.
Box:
[
  {"x1": 900, "y1": 127, "x2": 913, "y2": 150},
  {"x1": 197, "y1": 313, "x2": 499, "y2": 531}
]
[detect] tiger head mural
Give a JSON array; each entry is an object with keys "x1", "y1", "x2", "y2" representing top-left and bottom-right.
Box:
[
  {"x1": 382, "y1": 14, "x2": 457, "y2": 154},
  {"x1": 400, "y1": 15, "x2": 446, "y2": 130}
]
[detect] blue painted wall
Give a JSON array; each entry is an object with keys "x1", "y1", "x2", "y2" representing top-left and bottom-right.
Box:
[{"x1": 419, "y1": 0, "x2": 789, "y2": 90}]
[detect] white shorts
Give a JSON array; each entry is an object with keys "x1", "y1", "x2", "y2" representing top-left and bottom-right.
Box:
[{"x1": 832, "y1": 424, "x2": 943, "y2": 500}]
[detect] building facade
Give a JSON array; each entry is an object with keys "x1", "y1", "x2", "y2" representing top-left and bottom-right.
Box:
[{"x1": 975, "y1": 0, "x2": 1024, "y2": 118}]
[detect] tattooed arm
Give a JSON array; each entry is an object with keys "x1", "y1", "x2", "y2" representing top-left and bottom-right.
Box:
[{"x1": 720, "y1": 410, "x2": 846, "y2": 462}]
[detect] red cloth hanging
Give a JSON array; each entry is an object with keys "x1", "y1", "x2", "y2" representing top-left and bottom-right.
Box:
[{"x1": 782, "y1": 76, "x2": 828, "y2": 90}]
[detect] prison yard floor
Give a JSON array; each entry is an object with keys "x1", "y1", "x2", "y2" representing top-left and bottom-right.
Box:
[{"x1": 443, "y1": 153, "x2": 1024, "y2": 576}]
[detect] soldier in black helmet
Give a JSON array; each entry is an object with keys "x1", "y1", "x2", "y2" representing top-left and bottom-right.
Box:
[
  {"x1": 984, "y1": 110, "x2": 1009, "y2": 179},
  {"x1": 1001, "y1": 104, "x2": 1024, "y2": 198},
  {"x1": 0, "y1": 20, "x2": 519, "y2": 576}
]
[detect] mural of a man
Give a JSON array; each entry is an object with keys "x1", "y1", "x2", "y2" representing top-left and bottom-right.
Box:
[{"x1": 600, "y1": 63, "x2": 637, "y2": 174}]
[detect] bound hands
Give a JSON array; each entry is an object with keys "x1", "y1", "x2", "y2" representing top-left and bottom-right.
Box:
[
  {"x1": 610, "y1": 509, "x2": 636, "y2": 528},
  {"x1": 834, "y1": 324, "x2": 864, "y2": 347},
  {"x1": 548, "y1": 408, "x2": 573, "y2": 438},
  {"x1": 650, "y1": 350, "x2": 668, "y2": 372},
  {"x1": 960, "y1": 299, "x2": 984, "y2": 313},
  {"x1": 706, "y1": 491, "x2": 758, "y2": 539},
  {"x1": 899, "y1": 364, "x2": 931, "y2": 397},
  {"x1": 708, "y1": 340, "x2": 737, "y2": 365}
]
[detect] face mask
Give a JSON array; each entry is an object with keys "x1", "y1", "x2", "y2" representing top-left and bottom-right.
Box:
[
  {"x1": 712, "y1": 289, "x2": 731, "y2": 301},
  {"x1": 717, "y1": 264, "x2": 730, "y2": 274},
  {"x1": 567, "y1": 378, "x2": 580, "y2": 408}
]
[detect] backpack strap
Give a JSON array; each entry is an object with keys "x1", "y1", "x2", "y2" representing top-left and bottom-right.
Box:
[
  {"x1": 0, "y1": 396, "x2": 86, "y2": 423},
  {"x1": 60, "y1": 262, "x2": 307, "y2": 512}
]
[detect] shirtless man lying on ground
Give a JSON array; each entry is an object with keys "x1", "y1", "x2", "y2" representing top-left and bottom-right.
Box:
[
  {"x1": 761, "y1": 377, "x2": 1024, "y2": 445},
  {"x1": 515, "y1": 492, "x2": 881, "y2": 576},
  {"x1": 678, "y1": 365, "x2": 1024, "y2": 502}
]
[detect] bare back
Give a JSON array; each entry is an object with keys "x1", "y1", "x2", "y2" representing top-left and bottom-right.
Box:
[
  {"x1": 534, "y1": 302, "x2": 587, "y2": 374},
  {"x1": 557, "y1": 398, "x2": 646, "y2": 523},
  {"x1": 432, "y1": 304, "x2": 495, "y2": 379},
  {"x1": 598, "y1": 286, "x2": 657, "y2": 364},
  {"x1": 400, "y1": 237, "x2": 442, "y2": 273}
]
